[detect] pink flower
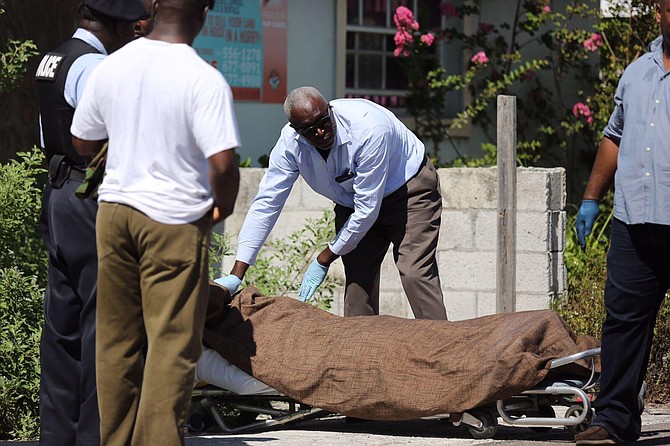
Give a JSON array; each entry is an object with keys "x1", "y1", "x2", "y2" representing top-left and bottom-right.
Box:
[
  {"x1": 572, "y1": 102, "x2": 594, "y2": 125},
  {"x1": 478, "y1": 23, "x2": 494, "y2": 34},
  {"x1": 394, "y1": 30, "x2": 412, "y2": 47},
  {"x1": 440, "y1": 2, "x2": 458, "y2": 18},
  {"x1": 470, "y1": 51, "x2": 489, "y2": 65},
  {"x1": 420, "y1": 33, "x2": 435, "y2": 46},
  {"x1": 394, "y1": 6, "x2": 419, "y2": 30},
  {"x1": 394, "y1": 47, "x2": 410, "y2": 57},
  {"x1": 582, "y1": 33, "x2": 603, "y2": 52},
  {"x1": 543, "y1": 5, "x2": 551, "y2": 13}
]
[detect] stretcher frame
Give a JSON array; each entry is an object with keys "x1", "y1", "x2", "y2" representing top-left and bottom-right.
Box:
[
  {"x1": 455, "y1": 347, "x2": 602, "y2": 439},
  {"x1": 188, "y1": 387, "x2": 328, "y2": 434},
  {"x1": 187, "y1": 347, "x2": 604, "y2": 439}
]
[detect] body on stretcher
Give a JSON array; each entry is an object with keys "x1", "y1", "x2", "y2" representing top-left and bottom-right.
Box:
[
  {"x1": 188, "y1": 347, "x2": 620, "y2": 439},
  {"x1": 188, "y1": 347, "x2": 327, "y2": 434}
]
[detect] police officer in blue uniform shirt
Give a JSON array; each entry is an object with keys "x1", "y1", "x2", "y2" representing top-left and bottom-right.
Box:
[{"x1": 34, "y1": 1, "x2": 146, "y2": 444}]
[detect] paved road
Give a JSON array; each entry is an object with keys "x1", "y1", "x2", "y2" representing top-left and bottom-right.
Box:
[
  {"x1": 5, "y1": 406, "x2": 670, "y2": 445},
  {"x1": 183, "y1": 405, "x2": 670, "y2": 446}
]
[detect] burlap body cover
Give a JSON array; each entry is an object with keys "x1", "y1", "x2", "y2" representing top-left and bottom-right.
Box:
[{"x1": 203, "y1": 284, "x2": 599, "y2": 420}]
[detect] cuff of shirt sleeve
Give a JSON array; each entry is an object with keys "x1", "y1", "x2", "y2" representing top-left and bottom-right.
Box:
[
  {"x1": 328, "y1": 240, "x2": 352, "y2": 258},
  {"x1": 235, "y1": 245, "x2": 259, "y2": 266}
]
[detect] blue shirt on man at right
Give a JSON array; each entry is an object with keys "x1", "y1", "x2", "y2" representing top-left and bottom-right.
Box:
[{"x1": 604, "y1": 35, "x2": 670, "y2": 225}]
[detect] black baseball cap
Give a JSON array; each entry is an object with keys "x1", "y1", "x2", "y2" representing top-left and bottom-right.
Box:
[{"x1": 84, "y1": 0, "x2": 148, "y2": 22}]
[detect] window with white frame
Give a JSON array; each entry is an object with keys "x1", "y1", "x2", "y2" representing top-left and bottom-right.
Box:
[{"x1": 343, "y1": 0, "x2": 464, "y2": 116}]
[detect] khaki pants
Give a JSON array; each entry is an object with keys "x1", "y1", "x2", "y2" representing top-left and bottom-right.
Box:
[
  {"x1": 95, "y1": 202, "x2": 211, "y2": 446},
  {"x1": 335, "y1": 157, "x2": 447, "y2": 320}
]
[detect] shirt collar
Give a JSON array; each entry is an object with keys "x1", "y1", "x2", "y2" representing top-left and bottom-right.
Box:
[
  {"x1": 72, "y1": 28, "x2": 108, "y2": 56},
  {"x1": 650, "y1": 35, "x2": 665, "y2": 72},
  {"x1": 331, "y1": 106, "x2": 351, "y2": 148}
]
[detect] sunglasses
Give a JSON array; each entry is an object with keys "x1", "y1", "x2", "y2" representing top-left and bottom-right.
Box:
[{"x1": 292, "y1": 106, "x2": 332, "y2": 138}]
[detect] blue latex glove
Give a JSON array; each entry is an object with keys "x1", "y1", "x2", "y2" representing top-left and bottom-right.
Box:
[
  {"x1": 576, "y1": 200, "x2": 600, "y2": 250},
  {"x1": 214, "y1": 274, "x2": 242, "y2": 294},
  {"x1": 299, "y1": 259, "x2": 329, "y2": 302}
]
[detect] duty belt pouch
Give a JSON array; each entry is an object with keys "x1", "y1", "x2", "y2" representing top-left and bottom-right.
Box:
[
  {"x1": 75, "y1": 143, "x2": 107, "y2": 200},
  {"x1": 48, "y1": 155, "x2": 71, "y2": 189}
]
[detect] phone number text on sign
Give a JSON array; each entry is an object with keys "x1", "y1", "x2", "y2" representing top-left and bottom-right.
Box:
[{"x1": 221, "y1": 48, "x2": 262, "y2": 87}]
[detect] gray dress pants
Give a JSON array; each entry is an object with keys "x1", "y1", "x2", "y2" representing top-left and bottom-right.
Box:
[{"x1": 334, "y1": 157, "x2": 447, "y2": 320}]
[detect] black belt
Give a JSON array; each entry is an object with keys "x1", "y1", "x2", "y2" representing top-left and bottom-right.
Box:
[{"x1": 48, "y1": 155, "x2": 86, "y2": 188}]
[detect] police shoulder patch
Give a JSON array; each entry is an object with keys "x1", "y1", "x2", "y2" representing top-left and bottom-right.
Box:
[{"x1": 35, "y1": 52, "x2": 67, "y2": 81}]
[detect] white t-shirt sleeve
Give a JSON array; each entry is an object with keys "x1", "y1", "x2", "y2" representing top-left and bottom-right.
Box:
[
  {"x1": 191, "y1": 74, "x2": 240, "y2": 158},
  {"x1": 70, "y1": 65, "x2": 108, "y2": 141}
]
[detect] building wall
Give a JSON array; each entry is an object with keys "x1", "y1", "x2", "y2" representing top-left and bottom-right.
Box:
[
  {"x1": 220, "y1": 166, "x2": 566, "y2": 321},
  {"x1": 232, "y1": 0, "x2": 600, "y2": 167},
  {"x1": 234, "y1": 0, "x2": 338, "y2": 165}
]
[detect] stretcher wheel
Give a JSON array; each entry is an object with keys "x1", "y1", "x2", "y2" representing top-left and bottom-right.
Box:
[
  {"x1": 529, "y1": 403, "x2": 555, "y2": 433},
  {"x1": 467, "y1": 409, "x2": 498, "y2": 439},
  {"x1": 565, "y1": 405, "x2": 593, "y2": 433}
]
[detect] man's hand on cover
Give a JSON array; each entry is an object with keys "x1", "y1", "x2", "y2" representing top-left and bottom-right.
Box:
[
  {"x1": 576, "y1": 200, "x2": 600, "y2": 250},
  {"x1": 299, "y1": 259, "x2": 329, "y2": 302},
  {"x1": 214, "y1": 274, "x2": 242, "y2": 294}
]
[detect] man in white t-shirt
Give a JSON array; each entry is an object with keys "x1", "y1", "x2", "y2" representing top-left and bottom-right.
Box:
[{"x1": 71, "y1": 1, "x2": 240, "y2": 444}]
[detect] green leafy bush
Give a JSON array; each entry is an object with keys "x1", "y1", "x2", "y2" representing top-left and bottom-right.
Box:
[
  {"x1": 243, "y1": 211, "x2": 341, "y2": 311},
  {"x1": 393, "y1": 0, "x2": 657, "y2": 200},
  {"x1": 0, "y1": 148, "x2": 46, "y2": 440},
  {"x1": 0, "y1": 1, "x2": 39, "y2": 93},
  {"x1": 553, "y1": 202, "x2": 611, "y2": 338},
  {"x1": 209, "y1": 231, "x2": 233, "y2": 280},
  {"x1": 0, "y1": 268, "x2": 43, "y2": 440},
  {"x1": 0, "y1": 149, "x2": 47, "y2": 281}
]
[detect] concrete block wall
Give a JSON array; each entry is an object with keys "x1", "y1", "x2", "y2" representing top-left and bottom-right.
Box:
[{"x1": 221, "y1": 166, "x2": 566, "y2": 321}]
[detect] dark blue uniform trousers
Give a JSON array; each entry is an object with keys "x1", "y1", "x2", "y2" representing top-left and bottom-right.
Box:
[
  {"x1": 593, "y1": 218, "x2": 670, "y2": 443},
  {"x1": 39, "y1": 179, "x2": 99, "y2": 446}
]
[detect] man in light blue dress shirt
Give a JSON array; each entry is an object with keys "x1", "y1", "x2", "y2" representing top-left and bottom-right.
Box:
[
  {"x1": 575, "y1": 2, "x2": 670, "y2": 444},
  {"x1": 219, "y1": 86, "x2": 447, "y2": 320}
]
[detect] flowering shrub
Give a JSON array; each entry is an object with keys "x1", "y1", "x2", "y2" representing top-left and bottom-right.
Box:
[
  {"x1": 470, "y1": 51, "x2": 489, "y2": 65},
  {"x1": 572, "y1": 102, "x2": 594, "y2": 125},
  {"x1": 583, "y1": 32, "x2": 604, "y2": 51},
  {"x1": 392, "y1": 0, "x2": 657, "y2": 200}
]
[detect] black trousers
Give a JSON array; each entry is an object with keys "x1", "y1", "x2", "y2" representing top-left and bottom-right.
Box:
[
  {"x1": 593, "y1": 218, "x2": 670, "y2": 443},
  {"x1": 39, "y1": 179, "x2": 99, "y2": 446},
  {"x1": 334, "y1": 157, "x2": 447, "y2": 320}
]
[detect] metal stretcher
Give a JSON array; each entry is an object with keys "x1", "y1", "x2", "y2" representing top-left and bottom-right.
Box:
[
  {"x1": 187, "y1": 347, "x2": 608, "y2": 439},
  {"x1": 455, "y1": 347, "x2": 602, "y2": 439},
  {"x1": 187, "y1": 386, "x2": 328, "y2": 434}
]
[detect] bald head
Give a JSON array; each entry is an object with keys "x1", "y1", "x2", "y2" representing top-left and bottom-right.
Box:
[
  {"x1": 284, "y1": 86, "x2": 328, "y2": 122},
  {"x1": 149, "y1": 0, "x2": 212, "y2": 44}
]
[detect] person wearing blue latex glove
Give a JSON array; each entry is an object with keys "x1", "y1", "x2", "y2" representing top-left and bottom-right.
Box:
[
  {"x1": 573, "y1": 8, "x2": 670, "y2": 446},
  {"x1": 221, "y1": 86, "x2": 447, "y2": 320},
  {"x1": 214, "y1": 274, "x2": 242, "y2": 294},
  {"x1": 575, "y1": 200, "x2": 600, "y2": 250},
  {"x1": 299, "y1": 259, "x2": 329, "y2": 301}
]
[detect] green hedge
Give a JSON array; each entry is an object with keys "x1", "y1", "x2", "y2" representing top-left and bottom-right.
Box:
[{"x1": 0, "y1": 149, "x2": 46, "y2": 440}]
